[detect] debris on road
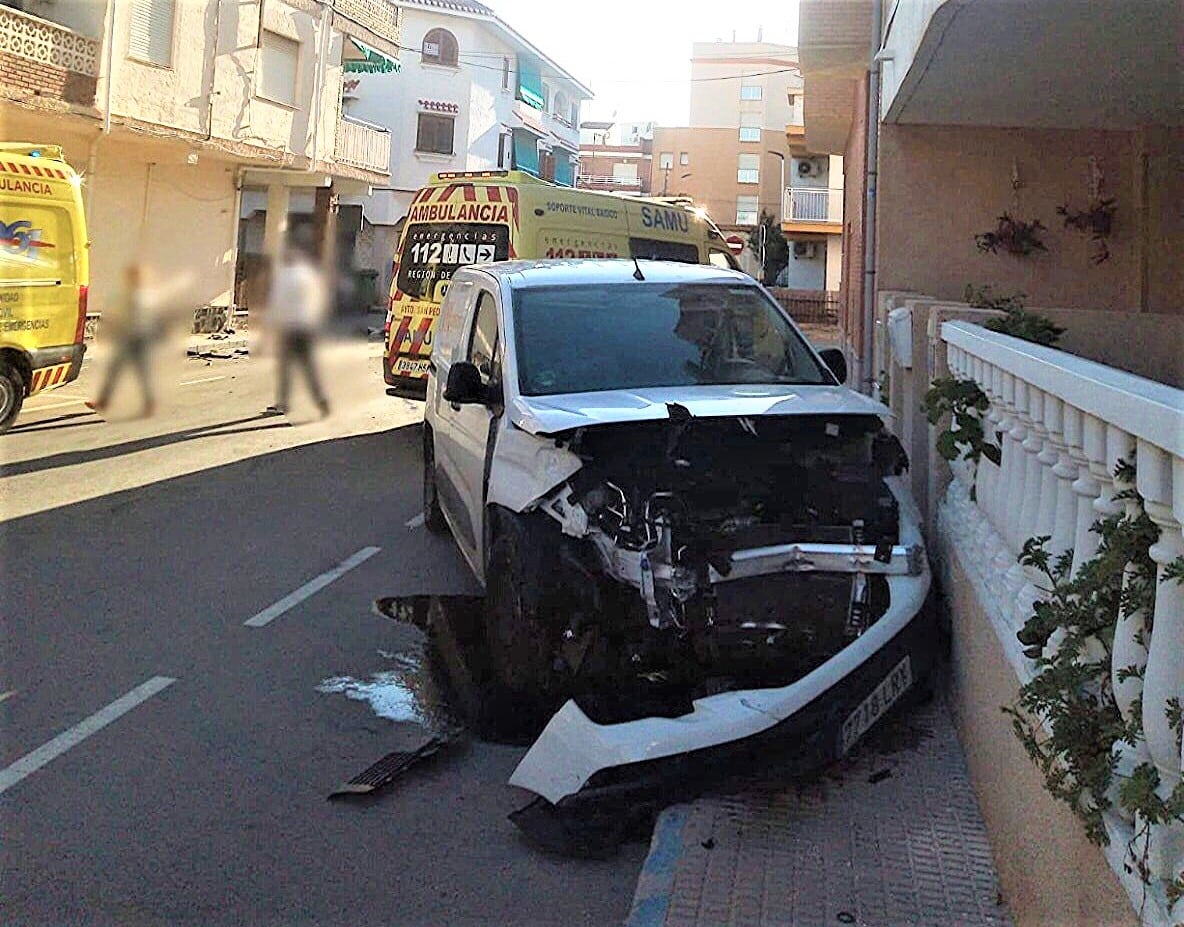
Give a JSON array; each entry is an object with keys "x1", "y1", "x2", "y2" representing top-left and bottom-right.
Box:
[{"x1": 328, "y1": 735, "x2": 453, "y2": 799}]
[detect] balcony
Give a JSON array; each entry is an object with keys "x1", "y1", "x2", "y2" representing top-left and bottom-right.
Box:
[
  {"x1": 0, "y1": 4, "x2": 99, "y2": 108},
  {"x1": 782, "y1": 186, "x2": 842, "y2": 232},
  {"x1": 334, "y1": 115, "x2": 391, "y2": 176},
  {"x1": 578, "y1": 174, "x2": 643, "y2": 193}
]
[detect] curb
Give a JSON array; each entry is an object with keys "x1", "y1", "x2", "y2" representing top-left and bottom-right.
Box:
[{"x1": 624, "y1": 804, "x2": 690, "y2": 927}]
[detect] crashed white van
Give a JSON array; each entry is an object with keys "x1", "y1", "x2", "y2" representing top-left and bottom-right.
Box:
[{"x1": 422, "y1": 260, "x2": 935, "y2": 843}]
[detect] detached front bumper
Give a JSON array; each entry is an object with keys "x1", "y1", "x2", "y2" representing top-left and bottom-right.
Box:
[{"x1": 509, "y1": 569, "x2": 935, "y2": 817}]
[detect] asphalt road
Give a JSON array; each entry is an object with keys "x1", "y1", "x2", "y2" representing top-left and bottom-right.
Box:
[{"x1": 0, "y1": 334, "x2": 646, "y2": 927}]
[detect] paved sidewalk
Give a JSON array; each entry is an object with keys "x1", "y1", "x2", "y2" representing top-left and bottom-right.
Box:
[{"x1": 626, "y1": 697, "x2": 1014, "y2": 927}]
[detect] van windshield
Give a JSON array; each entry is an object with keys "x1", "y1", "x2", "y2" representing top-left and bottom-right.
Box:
[
  {"x1": 396, "y1": 223, "x2": 511, "y2": 302},
  {"x1": 512, "y1": 282, "x2": 832, "y2": 396}
]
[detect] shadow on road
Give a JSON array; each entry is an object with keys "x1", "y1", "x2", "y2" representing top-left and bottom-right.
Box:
[
  {"x1": 7, "y1": 413, "x2": 103, "y2": 435},
  {"x1": 1, "y1": 414, "x2": 293, "y2": 478}
]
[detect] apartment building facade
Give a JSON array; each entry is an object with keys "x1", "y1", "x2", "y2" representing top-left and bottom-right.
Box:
[
  {"x1": 651, "y1": 40, "x2": 841, "y2": 289},
  {"x1": 1, "y1": 0, "x2": 398, "y2": 321},
  {"x1": 340, "y1": 0, "x2": 591, "y2": 299},
  {"x1": 577, "y1": 119, "x2": 653, "y2": 196}
]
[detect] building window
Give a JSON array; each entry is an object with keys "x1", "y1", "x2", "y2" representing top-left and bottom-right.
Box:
[
  {"x1": 740, "y1": 84, "x2": 762, "y2": 101},
  {"x1": 659, "y1": 152, "x2": 674, "y2": 170},
  {"x1": 498, "y1": 133, "x2": 511, "y2": 168},
  {"x1": 553, "y1": 90, "x2": 569, "y2": 122},
  {"x1": 787, "y1": 93, "x2": 797, "y2": 107},
  {"x1": 416, "y1": 113, "x2": 455, "y2": 155},
  {"x1": 128, "y1": 0, "x2": 176, "y2": 66},
  {"x1": 258, "y1": 31, "x2": 299, "y2": 106},
  {"x1": 502, "y1": 56, "x2": 511, "y2": 90},
  {"x1": 570, "y1": 102, "x2": 580, "y2": 126},
  {"x1": 613, "y1": 162, "x2": 639, "y2": 182},
  {"x1": 422, "y1": 28, "x2": 458, "y2": 67},
  {"x1": 738, "y1": 153, "x2": 760, "y2": 184},
  {"x1": 739, "y1": 113, "x2": 761, "y2": 143},
  {"x1": 679, "y1": 152, "x2": 689, "y2": 166},
  {"x1": 736, "y1": 195, "x2": 759, "y2": 225}
]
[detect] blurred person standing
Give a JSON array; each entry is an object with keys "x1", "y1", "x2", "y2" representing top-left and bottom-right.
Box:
[
  {"x1": 87, "y1": 263, "x2": 156, "y2": 417},
  {"x1": 265, "y1": 245, "x2": 330, "y2": 417}
]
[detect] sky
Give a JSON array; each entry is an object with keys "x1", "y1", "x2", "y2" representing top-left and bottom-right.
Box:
[{"x1": 484, "y1": 0, "x2": 800, "y2": 127}]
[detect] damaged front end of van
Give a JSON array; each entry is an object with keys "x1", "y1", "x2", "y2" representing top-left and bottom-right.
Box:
[{"x1": 485, "y1": 392, "x2": 938, "y2": 853}]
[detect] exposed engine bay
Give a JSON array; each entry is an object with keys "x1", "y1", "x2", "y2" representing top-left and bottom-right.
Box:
[{"x1": 513, "y1": 408, "x2": 920, "y2": 720}]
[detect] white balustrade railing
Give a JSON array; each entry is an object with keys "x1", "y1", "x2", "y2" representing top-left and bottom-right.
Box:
[
  {"x1": 0, "y1": 4, "x2": 99, "y2": 77},
  {"x1": 334, "y1": 115, "x2": 391, "y2": 174},
  {"x1": 936, "y1": 319, "x2": 1184, "y2": 926},
  {"x1": 784, "y1": 186, "x2": 843, "y2": 224}
]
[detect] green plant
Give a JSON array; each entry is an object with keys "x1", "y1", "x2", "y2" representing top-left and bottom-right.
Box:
[
  {"x1": 1058, "y1": 198, "x2": 1116, "y2": 265},
  {"x1": 922, "y1": 377, "x2": 1001, "y2": 501},
  {"x1": 966, "y1": 284, "x2": 1065, "y2": 347},
  {"x1": 975, "y1": 213, "x2": 1048, "y2": 257},
  {"x1": 1004, "y1": 461, "x2": 1184, "y2": 903}
]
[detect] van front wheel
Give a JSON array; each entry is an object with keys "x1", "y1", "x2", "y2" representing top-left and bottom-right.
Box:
[{"x1": 0, "y1": 361, "x2": 25, "y2": 434}]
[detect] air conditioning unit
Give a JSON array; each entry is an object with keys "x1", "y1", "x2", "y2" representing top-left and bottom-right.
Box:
[
  {"x1": 796, "y1": 158, "x2": 824, "y2": 177},
  {"x1": 793, "y1": 241, "x2": 818, "y2": 259}
]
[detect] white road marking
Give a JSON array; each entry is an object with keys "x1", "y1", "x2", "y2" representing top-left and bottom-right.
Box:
[
  {"x1": 244, "y1": 547, "x2": 382, "y2": 628},
  {"x1": 23, "y1": 398, "x2": 88, "y2": 412},
  {"x1": 0, "y1": 676, "x2": 176, "y2": 796},
  {"x1": 179, "y1": 376, "x2": 226, "y2": 386},
  {"x1": 405, "y1": 514, "x2": 426, "y2": 529}
]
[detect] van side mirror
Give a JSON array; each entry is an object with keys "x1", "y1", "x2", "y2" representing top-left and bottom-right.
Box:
[
  {"x1": 444, "y1": 361, "x2": 488, "y2": 405},
  {"x1": 818, "y1": 348, "x2": 848, "y2": 385}
]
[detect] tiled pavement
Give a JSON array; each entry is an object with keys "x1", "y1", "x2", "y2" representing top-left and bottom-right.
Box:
[{"x1": 626, "y1": 697, "x2": 1015, "y2": 927}]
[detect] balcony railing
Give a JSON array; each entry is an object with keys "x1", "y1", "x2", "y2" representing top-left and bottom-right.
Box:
[
  {"x1": 935, "y1": 320, "x2": 1184, "y2": 926},
  {"x1": 579, "y1": 174, "x2": 643, "y2": 189},
  {"x1": 0, "y1": 4, "x2": 98, "y2": 76},
  {"x1": 334, "y1": 115, "x2": 391, "y2": 175},
  {"x1": 784, "y1": 186, "x2": 843, "y2": 224}
]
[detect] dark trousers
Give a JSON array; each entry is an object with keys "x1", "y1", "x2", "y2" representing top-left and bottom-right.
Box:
[
  {"x1": 98, "y1": 335, "x2": 153, "y2": 409},
  {"x1": 277, "y1": 331, "x2": 327, "y2": 410}
]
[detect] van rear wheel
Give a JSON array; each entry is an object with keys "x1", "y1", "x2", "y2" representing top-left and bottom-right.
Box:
[{"x1": 0, "y1": 361, "x2": 25, "y2": 434}]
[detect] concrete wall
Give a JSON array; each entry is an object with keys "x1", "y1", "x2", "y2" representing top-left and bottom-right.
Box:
[
  {"x1": 940, "y1": 547, "x2": 1138, "y2": 927},
  {"x1": 877, "y1": 124, "x2": 1183, "y2": 316},
  {"x1": 839, "y1": 75, "x2": 868, "y2": 384},
  {"x1": 781, "y1": 244, "x2": 826, "y2": 289}
]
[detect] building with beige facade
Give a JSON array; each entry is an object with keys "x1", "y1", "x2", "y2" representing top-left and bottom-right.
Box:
[
  {"x1": 0, "y1": 0, "x2": 399, "y2": 323},
  {"x1": 652, "y1": 40, "x2": 842, "y2": 290},
  {"x1": 799, "y1": 2, "x2": 1182, "y2": 926}
]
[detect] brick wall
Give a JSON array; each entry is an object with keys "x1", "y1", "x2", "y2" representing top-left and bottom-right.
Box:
[{"x1": 0, "y1": 50, "x2": 96, "y2": 106}]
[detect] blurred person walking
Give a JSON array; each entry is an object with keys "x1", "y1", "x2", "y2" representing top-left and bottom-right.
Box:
[
  {"x1": 87, "y1": 263, "x2": 156, "y2": 417},
  {"x1": 265, "y1": 245, "x2": 330, "y2": 417}
]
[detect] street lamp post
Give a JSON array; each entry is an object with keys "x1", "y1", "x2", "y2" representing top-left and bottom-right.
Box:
[{"x1": 767, "y1": 150, "x2": 786, "y2": 223}]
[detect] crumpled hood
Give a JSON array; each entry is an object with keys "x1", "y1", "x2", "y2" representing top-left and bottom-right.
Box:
[{"x1": 508, "y1": 384, "x2": 890, "y2": 435}]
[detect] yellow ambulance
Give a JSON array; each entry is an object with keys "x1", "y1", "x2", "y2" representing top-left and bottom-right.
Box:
[
  {"x1": 384, "y1": 171, "x2": 740, "y2": 396},
  {"x1": 0, "y1": 143, "x2": 89, "y2": 433}
]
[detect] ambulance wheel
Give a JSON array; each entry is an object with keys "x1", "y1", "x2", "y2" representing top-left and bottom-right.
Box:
[
  {"x1": 0, "y1": 361, "x2": 24, "y2": 434},
  {"x1": 422, "y1": 425, "x2": 448, "y2": 533}
]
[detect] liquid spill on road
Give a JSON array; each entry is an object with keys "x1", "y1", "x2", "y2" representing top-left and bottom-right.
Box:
[{"x1": 316, "y1": 651, "x2": 458, "y2": 732}]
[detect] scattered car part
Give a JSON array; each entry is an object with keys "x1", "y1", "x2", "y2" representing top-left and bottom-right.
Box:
[{"x1": 328, "y1": 735, "x2": 452, "y2": 799}]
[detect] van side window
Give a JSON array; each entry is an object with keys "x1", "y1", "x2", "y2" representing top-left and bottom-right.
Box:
[
  {"x1": 629, "y1": 238, "x2": 700, "y2": 264},
  {"x1": 468, "y1": 291, "x2": 499, "y2": 382}
]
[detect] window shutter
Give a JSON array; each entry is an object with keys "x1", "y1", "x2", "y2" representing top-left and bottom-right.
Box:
[
  {"x1": 260, "y1": 32, "x2": 299, "y2": 106},
  {"x1": 512, "y1": 129, "x2": 540, "y2": 176},
  {"x1": 128, "y1": 0, "x2": 175, "y2": 65}
]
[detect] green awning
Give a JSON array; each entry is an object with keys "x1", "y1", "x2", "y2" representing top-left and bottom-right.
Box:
[
  {"x1": 513, "y1": 129, "x2": 540, "y2": 177},
  {"x1": 344, "y1": 39, "x2": 399, "y2": 74},
  {"x1": 516, "y1": 54, "x2": 545, "y2": 110}
]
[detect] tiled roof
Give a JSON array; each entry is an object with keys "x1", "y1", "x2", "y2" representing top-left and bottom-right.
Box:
[{"x1": 402, "y1": 0, "x2": 495, "y2": 16}]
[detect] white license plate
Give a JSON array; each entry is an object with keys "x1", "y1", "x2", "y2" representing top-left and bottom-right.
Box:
[{"x1": 839, "y1": 656, "x2": 913, "y2": 755}]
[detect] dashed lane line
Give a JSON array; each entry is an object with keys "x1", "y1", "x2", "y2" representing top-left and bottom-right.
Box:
[
  {"x1": 244, "y1": 547, "x2": 382, "y2": 628},
  {"x1": 0, "y1": 676, "x2": 176, "y2": 796}
]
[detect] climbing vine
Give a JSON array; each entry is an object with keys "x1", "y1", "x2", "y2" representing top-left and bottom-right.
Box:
[{"x1": 1003, "y1": 460, "x2": 1184, "y2": 903}]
